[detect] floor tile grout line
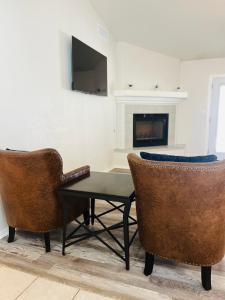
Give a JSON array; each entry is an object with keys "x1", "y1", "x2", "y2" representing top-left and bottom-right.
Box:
[
  {"x1": 14, "y1": 276, "x2": 39, "y2": 300},
  {"x1": 72, "y1": 288, "x2": 80, "y2": 299}
]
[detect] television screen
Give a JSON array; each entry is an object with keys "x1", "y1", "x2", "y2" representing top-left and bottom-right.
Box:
[{"x1": 72, "y1": 36, "x2": 107, "y2": 96}]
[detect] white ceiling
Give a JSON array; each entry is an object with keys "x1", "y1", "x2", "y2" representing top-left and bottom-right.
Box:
[{"x1": 91, "y1": 0, "x2": 225, "y2": 60}]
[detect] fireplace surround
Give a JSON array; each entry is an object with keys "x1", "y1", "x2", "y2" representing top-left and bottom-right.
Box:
[{"x1": 133, "y1": 113, "x2": 169, "y2": 147}]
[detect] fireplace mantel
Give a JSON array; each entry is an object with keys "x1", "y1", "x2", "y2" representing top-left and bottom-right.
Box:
[{"x1": 114, "y1": 90, "x2": 187, "y2": 105}]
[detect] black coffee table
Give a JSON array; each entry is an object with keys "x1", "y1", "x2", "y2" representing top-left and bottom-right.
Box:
[{"x1": 58, "y1": 171, "x2": 137, "y2": 270}]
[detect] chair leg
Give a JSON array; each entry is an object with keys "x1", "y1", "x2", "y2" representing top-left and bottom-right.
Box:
[
  {"x1": 83, "y1": 209, "x2": 90, "y2": 226},
  {"x1": 144, "y1": 252, "x2": 154, "y2": 276},
  {"x1": 91, "y1": 198, "x2": 95, "y2": 225},
  {"x1": 44, "y1": 232, "x2": 51, "y2": 253},
  {"x1": 8, "y1": 226, "x2": 15, "y2": 243},
  {"x1": 201, "y1": 266, "x2": 212, "y2": 291}
]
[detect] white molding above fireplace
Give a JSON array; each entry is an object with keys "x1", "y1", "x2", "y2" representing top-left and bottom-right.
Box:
[{"x1": 114, "y1": 90, "x2": 188, "y2": 105}]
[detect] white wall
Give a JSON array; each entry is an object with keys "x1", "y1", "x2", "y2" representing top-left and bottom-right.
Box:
[
  {"x1": 116, "y1": 42, "x2": 180, "y2": 90},
  {"x1": 0, "y1": 0, "x2": 116, "y2": 171},
  {"x1": 0, "y1": 0, "x2": 116, "y2": 234},
  {"x1": 115, "y1": 42, "x2": 225, "y2": 157},
  {"x1": 177, "y1": 58, "x2": 225, "y2": 155}
]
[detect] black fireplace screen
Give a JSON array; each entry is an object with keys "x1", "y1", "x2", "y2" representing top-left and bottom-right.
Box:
[{"x1": 133, "y1": 114, "x2": 169, "y2": 147}]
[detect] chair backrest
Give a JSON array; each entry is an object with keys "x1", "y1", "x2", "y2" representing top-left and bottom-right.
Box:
[
  {"x1": 0, "y1": 148, "x2": 63, "y2": 232},
  {"x1": 128, "y1": 153, "x2": 225, "y2": 266}
]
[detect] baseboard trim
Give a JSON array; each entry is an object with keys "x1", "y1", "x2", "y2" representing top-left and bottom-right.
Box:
[{"x1": 0, "y1": 227, "x2": 8, "y2": 240}]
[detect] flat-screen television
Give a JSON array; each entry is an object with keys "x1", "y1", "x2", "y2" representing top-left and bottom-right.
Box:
[{"x1": 72, "y1": 36, "x2": 107, "y2": 96}]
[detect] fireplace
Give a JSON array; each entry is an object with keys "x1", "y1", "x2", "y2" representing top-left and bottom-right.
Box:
[{"x1": 133, "y1": 114, "x2": 169, "y2": 147}]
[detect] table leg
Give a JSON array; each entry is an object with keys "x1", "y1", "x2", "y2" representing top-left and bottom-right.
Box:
[
  {"x1": 91, "y1": 198, "x2": 95, "y2": 225},
  {"x1": 123, "y1": 201, "x2": 131, "y2": 270},
  {"x1": 62, "y1": 201, "x2": 68, "y2": 256}
]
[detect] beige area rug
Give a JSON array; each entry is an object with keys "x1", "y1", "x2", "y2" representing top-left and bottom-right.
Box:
[{"x1": 0, "y1": 200, "x2": 224, "y2": 300}]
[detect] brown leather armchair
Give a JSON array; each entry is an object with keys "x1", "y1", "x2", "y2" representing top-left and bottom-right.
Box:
[
  {"x1": 0, "y1": 148, "x2": 90, "y2": 252},
  {"x1": 128, "y1": 153, "x2": 225, "y2": 290}
]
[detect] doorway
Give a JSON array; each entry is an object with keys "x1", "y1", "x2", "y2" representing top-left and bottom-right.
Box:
[{"x1": 209, "y1": 77, "x2": 225, "y2": 159}]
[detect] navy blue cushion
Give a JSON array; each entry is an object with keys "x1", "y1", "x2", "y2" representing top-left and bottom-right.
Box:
[{"x1": 140, "y1": 152, "x2": 217, "y2": 163}]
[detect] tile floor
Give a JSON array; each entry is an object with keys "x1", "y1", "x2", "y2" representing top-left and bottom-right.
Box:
[{"x1": 0, "y1": 264, "x2": 113, "y2": 300}]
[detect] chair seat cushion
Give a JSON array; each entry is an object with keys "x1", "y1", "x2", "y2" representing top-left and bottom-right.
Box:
[{"x1": 140, "y1": 152, "x2": 217, "y2": 163}]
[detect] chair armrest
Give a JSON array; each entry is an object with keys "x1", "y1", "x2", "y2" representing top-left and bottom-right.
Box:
[{"x1": 62, "y1": 165, "x2": 90, "y2": 185}]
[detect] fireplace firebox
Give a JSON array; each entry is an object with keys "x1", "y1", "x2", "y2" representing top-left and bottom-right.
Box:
[{"x1": 133, "y1": 114, "x2": 169, "y2": 147}]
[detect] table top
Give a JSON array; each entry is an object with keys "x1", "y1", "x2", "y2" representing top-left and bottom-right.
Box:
[{"x1": 59, "y1": 171, "x2": 135, "y2": 202}]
